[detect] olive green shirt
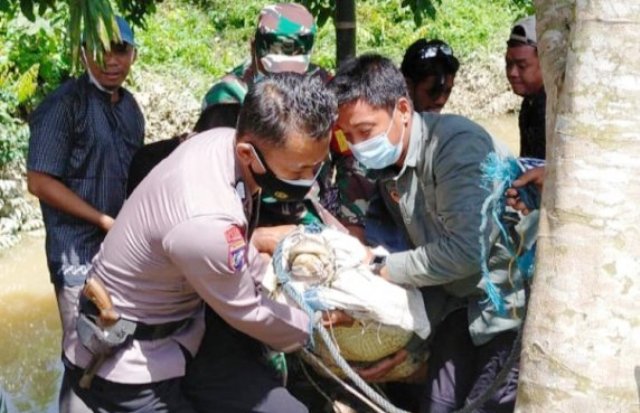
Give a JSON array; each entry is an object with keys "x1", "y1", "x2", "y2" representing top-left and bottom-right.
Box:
[{"x1": 385, "y1": 112, "x2": 536, "y2": 345}]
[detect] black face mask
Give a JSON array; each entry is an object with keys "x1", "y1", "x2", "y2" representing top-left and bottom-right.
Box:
[{"x1": 249, "y1": 144, "x2": 317, "y2": 203}]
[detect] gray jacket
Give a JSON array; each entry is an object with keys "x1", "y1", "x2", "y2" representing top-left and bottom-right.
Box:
[{"x1": 385, "y1": 112, "x2": 536, "y2": 345}]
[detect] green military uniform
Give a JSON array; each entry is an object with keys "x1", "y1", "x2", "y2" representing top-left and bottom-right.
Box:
[{"x1": 202, "y1": 4, "x2": 374, "y2": 229}]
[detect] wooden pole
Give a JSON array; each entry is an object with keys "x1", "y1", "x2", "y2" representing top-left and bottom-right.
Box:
[{"x1": 335, "y1": 0, "x2": 356, "y2": 66}]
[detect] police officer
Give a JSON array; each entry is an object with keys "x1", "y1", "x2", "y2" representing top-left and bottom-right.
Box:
[{"x1": 63, "y1": 73, "x2": 337, "y2": 412}]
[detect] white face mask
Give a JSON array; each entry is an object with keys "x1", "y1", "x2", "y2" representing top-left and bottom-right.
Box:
[
  {"x1": 259, "y1": 53, "x2": 311, "y2": 74},
  {"x1": 348, "y1": 107, "x2": 405, "y2": 170},
  {"x1": 81, "y1": 47, "x2": 135, "y2": 94}
]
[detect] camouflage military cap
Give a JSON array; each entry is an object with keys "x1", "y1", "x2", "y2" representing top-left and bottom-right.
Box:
[{"x1": 255, "y1": 3, "x2": 317, "y2": 57}]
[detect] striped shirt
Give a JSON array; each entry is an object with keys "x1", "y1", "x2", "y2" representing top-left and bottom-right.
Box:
[{"x1": 27, "y1": 74, "x2": 145, "y2": 286}]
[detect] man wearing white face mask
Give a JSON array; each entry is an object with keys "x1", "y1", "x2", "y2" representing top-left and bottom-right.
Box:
[
  {"x1": 331, "y1": 54, "x2": 537, "y2": 413},
  {"x1": 27, "y1": 15, "x2": 144, "y2": 412},
  {"x1": 202, "y1": 3, "x2": 328, "y2": 110},
  {"x1": 201, "y1": 3, "x2": 337, "y2": 229}
]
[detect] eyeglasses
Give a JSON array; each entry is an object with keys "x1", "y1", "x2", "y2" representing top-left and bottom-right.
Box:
[
  {"x1": 418, "y1": 43, "x2": 453, "y2": 60},
  {"x1": 255, "y1": 32, "x2": 315, "y2": 56}
]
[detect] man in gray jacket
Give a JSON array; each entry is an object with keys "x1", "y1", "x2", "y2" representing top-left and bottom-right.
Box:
[{"x1": 330, "y1": 54, "x2": 534, "y2": 413}]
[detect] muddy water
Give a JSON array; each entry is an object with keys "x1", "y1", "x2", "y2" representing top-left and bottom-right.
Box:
[
  {"x1": 476, "y1": 114, "x2": 520, "y2": 154},
  {"x1": 0, "y1": 115, "x2": 518, "y2": 412},
  {"x1": 0, "y1": 234, "x2": 59, "y2": 413}
]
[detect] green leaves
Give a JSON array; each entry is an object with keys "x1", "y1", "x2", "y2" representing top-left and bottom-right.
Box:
[
  {"x1": 0, "y1": 80, "x2": 29, "y2": 168},
  {"x1": 67, "y1": 0, "x2": 121, "y2": 71},
  {"x1": 300, "y1": 0, "x2": 442, "y2": 27},
  {"x1": 6, "y1": 0, "x2": 57, "y2": 21},
  {"x1": 299, "y1": 0, "x2": 332, "y2": 26},
  {"x1": 13, "y1": 63, "x2": 38, "y2": 103},
  {"x1": 19, "y1": 0, "x2": 35, "y2": 21},
  {"x1": 401, "y1": 0, "x2": 440, "y2": 26},
  {"x1": 0, "y1": 0, "x2": 11, "y2": 15},
  {"x1": 115, "y1": 0, "x2": 156, "y2": 28}
]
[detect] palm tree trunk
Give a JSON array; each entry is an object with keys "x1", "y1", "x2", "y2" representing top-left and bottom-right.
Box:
[{"x1": 516, "y1": 1, "x2": 640, "y2": 411}]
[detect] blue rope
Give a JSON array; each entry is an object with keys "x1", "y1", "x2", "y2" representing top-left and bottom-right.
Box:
[
  {"x1": 478, "y1": 153, "x2": 539, "y2": 315},
  {"x1": 272, "y1": 225, "x2": 410, "y2": 413},
  {"x1": 272, "y1": 238, "x2": 319, "y2": 348}
]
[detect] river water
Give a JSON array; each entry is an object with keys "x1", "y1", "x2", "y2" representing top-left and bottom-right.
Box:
[
  {"x1": 0, "y1": 233, "x2": 59, "y2": 413},
  {"x1": 0, "y1": 115, "x2": 519, "y2": 412}
]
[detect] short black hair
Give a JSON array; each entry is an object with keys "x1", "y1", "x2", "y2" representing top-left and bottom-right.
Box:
[
  {"x1": 401, "y1": 39, "x2": 460, "y2": 83},
  {"x1": 329, "y1": 54, "x2": 408, "y2": 113},
  {"x1": 194, "y1": 103, "x2": 241, "y2": 133},
  {"x1": 236, "y1": 73, "x2": 336, "y2": 147}
]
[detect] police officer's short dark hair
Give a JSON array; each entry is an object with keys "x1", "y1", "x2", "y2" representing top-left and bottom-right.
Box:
[
  {"x1": 329, "y1": 54, "x2": 408, "y2": 113},
  {"x1": 236, "y1": 73, "x2": 337, "y2": 147}
]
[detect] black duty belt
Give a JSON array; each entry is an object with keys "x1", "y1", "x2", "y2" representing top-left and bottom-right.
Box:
[
  {"x1": 79, "y1": 297, "x2": 192, "y2": 341},
  {"x1": 133, "y1": 318, "x2": 192, "y2": 341}
]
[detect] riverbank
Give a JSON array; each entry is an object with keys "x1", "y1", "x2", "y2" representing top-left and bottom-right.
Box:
[
  {"x1": 0, "y1": 55, "x2": 522, "y2": 251},
  {"x1": 132, "y1": 52, "x2": 522, "y2": 144},
  {"x1": 1, "y1": 0, "x2": 530, "y2": 250}
]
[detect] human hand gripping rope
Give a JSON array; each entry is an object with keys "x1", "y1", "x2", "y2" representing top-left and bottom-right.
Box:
[
  {"x1": 271, "y1": 224, "x2": 413, "y2": 413},
  {"x1": 453, "y1": 154, "x2": 542, "y2": 413},
  {"x1": 477, "y1": 154, "x2": 542, "y2": 314}
]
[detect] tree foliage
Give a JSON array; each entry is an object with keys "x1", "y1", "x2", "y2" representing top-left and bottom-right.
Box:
[
  {"x1": 298, "y1": 0, "x2": 441, "y2": 26},
  {"x1": 1, "y1": 0, "x2": 533, "y2": 65},
  {"x1": 0, "y1": 0, "x2": 156, "y2": 69},
  {"x1": 1, "y1": 0, "x2": 444, "y2": 62},
  {"x1": 0, "y1": 0, "x2": 152, "y2": 25}
]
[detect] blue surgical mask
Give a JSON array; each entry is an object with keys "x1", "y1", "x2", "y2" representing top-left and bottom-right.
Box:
[{"x1": 348, "y1": 107, "x2": 405, "y2": 170}]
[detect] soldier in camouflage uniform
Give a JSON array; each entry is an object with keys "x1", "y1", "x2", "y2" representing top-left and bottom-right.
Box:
[
  {"x1": 203, "y1": 3, "x2": 327, "y2": 107},
  {"x1": 203, "y1": 3, "x2": 375, "y2": 238},
  {"x1": 200, "y1": 6, "x2": 376, "y2": 412}
]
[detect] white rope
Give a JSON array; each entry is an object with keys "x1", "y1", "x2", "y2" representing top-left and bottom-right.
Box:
[
  {"x1": 301, "y1": 349, "x2": 388, "y2": 413},
  {"x1": 273, "y1": 231, "x2": 410, "y2": 413}
]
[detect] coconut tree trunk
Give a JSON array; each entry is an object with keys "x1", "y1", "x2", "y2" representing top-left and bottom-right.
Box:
[{"x1": 516, "y1": 1, "x2": 640, "y2": 411}]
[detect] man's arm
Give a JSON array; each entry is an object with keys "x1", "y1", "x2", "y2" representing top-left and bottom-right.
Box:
[
  {"x1": 27, "y1": 171, "x2": 114, "y2": 232},
  {"x1": 27, "y1": 90, "x2": 115, "y2": 232},
  {"x1": 251, "y1": 225, "x2": 296, "y2": 255},
  {"x1": 384, "y1": 128, "x2": 495, "y2": 287},
  {"x1": 163, "y1": 216, "x2": 310, "y2": 352}
]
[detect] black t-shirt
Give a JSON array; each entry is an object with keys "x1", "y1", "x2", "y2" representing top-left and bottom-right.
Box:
[
  {"x1": 518, "y1": 89, "x2": 546, "y2": 159},
  {"x1": 127, "y1": 137, "x2": 182, "y2": 196}
]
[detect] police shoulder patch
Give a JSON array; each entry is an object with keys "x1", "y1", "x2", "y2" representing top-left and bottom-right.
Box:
[{"x1": 225, "y1": 226, "x2": 247, "y2": 273}]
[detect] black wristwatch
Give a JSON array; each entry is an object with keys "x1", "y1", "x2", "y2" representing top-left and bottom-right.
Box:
[{"x1": 369, "y1": 254, "x2": 387, "y2": 274}]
